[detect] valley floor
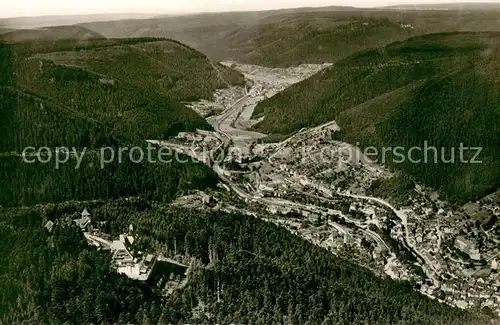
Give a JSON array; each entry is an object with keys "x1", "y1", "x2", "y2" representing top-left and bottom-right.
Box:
[{"x1": 152, "y1": 61, "x2": 500, "y2": 315}]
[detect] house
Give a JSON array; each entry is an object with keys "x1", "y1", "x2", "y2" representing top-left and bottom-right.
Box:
[
  {"x1": 144, "y1": 254, "x2": 156, "y2": 266},
  {"x1": 98, "y1": 78, "x2": 115, "y2": 86},
  {"x1": 400, "y1": 23, "x2": 414, "y2": 29},
  {"x1": 82, "y1": 208, "x2": 90, "y2": 218},
  {"x1": 111, "y1": 240, "x2": 134, "y2": 267},
  {"x1": 492, "y1": 258, "x2": 498, "y2": 271},
  {"x1": 201, "y1": 193, "x2": 212, "y2": 205},
  {"x1": 44, "y1": 220, "x2": 54, "y2": 233},
  {"x1": 455, "y1": 236, "x2": 475, "y2": 252},
  {"x1": 259, "y1": 184, "x2": 274, "y2": 193},
  {"x1": 74, "y1": 209, "x2": 92, "y2": 231}
]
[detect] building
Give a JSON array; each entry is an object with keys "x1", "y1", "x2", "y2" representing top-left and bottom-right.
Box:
[
  {"x1": 145, "y1": 254, "x2": 156, "y2": 265},
  {"x1": 455, "y1": 236, "x2": 474, "y2": 252},
  {"x1": 82, "y1": 208, "x2": 90, "y2": 218},
  {"x1": 454, "y1": 236, "x2": 481, "y2": 260},
  {"x1": 74, "y1": 209, "x2": 92, "y2": 231}
]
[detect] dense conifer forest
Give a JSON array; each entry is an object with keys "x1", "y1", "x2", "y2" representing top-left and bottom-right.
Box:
[
  {"x1": 253, "y1": 32, "x2": 500, "y2": 202},
  {"x1": 0, "y1": 201, "x2": 489, "y2": 324}
]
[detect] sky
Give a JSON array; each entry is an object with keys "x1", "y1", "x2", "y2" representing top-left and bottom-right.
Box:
[{"x1": 1, "y1": 0, "x2": 498, "y2": 18}]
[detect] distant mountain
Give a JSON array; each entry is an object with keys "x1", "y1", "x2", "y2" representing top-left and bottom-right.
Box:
[
  {"x1": 0, "y1": 28, "x2": 13, "y2": 35},
  {"x1": 0, "y1": 13, "x2": 157, "y2": 29},
  {"x1": 81, "y1": 11, "x2": 419, "y2": 67},
  {"x1": 383, "y1": 2, "x2": 499, "y2": 11},
  {"x1": 252, "y1": 32, "x2": 500, "y2": 202},
  {"x1": 151, "y1": 6, "x2": 359, "y2": 19},
  {"x1": 202, "y1": 14, "x2": 417, "y2": 67},
  {"x1": 0, "y1": 25, "x2": 104, "y2": 42},
  {"x1": 81, "y1": 9, "x2": 500, "y2": 67}
]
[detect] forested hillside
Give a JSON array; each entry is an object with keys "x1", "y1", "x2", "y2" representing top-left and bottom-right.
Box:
[
  {"x1": 29, "y1": 39, "x2": 245, "y2": 101},
  {"x1": 0, "y1": 149, "x2": 217, "y2": 206},
  {"x1": 0, "y1": 204, "x2": 160, "y2": 325},
  {"x1": 0, "y1": 25, "x2": 104, "y2": 42},
  {"x1": 1, "y1": 37, "x2": 244, "y2": 152},
  {"x1": 0, "y1": 37, "x2": 242, "y2": 206},
  {"x1": 0, "y1": 201, "x2": 489, "y2": 324},
  {"x1": 81, "y1": 9, "x2": 500, "y2": 67},
  {"x1": 217, "y1": 16, "x2": 416, "y2": 67},
  {"x1": 253, "y1": 32, "x2": 500, "y2": 202},
  {"x1": 0, "y1": 81, "x2": 207, "y2": 152}
]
